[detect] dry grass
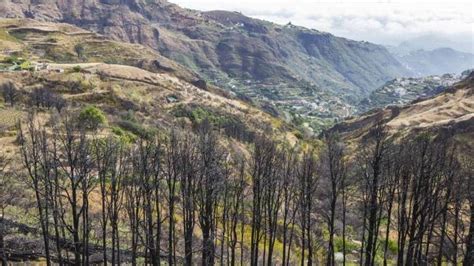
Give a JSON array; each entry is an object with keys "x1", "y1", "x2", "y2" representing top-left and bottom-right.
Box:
[
  {"x1": 0, "y1": 108, "x2": 23, "y2": 131},
  {"x1": 388, "y1": 86, "x2": 474, "y2": 130}
]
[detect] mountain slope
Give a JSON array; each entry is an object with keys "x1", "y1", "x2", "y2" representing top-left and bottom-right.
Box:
[
  {"x1": 0, "y1": 0, "x2": 411, "y2": 127},
  {"x1": 330, "y1": 71, "x2": 474, "y2": 142},
  {"x1": 0, "y1": 19, "x2": 299, "y2": 148},
  {"x1": 0, "y1": 18, "x2": 307, "y2": 262}
]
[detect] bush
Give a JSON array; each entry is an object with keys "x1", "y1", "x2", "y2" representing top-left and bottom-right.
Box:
[
  {"x1": 386, "y1": 238, "x2": 398, "y2": 253},
  {"x1": 74, "y1": 43, "x2": 85, "y2": 59},
  {"x1": 1, "y1": 81, "x2": 19, "y2": 106},
  {"x1": 334, "y1": 236, "x2": 360, "y2": 253},
  {"x1": 116, "y1": 120, "x2": 155, "y2": 140},
  {"x1": 30, "y1": 88, "x2": 67, "y2": 112},
  {"x1": 172, "y1": 105, "x2": 226, "y2": 125},
  {"x1": 172, "y1": 104, "x2": 255, "y2": 142},
  {"x1": 68, "y1": 79, "x2": 93, "y2": 93},
  {"x1": 72, "y1": 65, "x2": 82, "y2": 73},
  {"x1": 19, "y1": 60, "x2": 33, "y2": 71},
  {"x1": 78, "y1": 105, "x2": 107, "y2": 130},
  {"x1": 111, "y1": 126, "x2": 137, "y2": 144}
]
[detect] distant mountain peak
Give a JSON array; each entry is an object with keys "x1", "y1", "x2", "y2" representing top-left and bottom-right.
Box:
[{"x1": 388, "y1": 45, "x2": 474, "y2": 77}]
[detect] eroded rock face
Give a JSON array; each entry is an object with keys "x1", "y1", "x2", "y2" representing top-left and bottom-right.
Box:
[{"x1": 1, "y1": 0, "x2": 159, "y2": 49}]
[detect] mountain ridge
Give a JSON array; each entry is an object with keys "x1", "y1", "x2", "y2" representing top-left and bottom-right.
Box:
[
  {"x1": 388, "y1": 46, "x2": 474, "y2": 77},
  {"x1": 0, "y1": 0, "x2": 412, "y2": 129}
]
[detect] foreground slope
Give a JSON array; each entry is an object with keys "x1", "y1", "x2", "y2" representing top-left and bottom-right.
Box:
[{"x1": 0, "y1": 18, "x2": 305, "y2": 262}]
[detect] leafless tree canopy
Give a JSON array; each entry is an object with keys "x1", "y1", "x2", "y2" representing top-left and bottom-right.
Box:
[{"x1": 0, "y1": 114, "x2": 471, "y2": 266}]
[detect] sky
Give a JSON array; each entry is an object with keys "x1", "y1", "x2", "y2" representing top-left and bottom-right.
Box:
[{"x1": 171, "y1": 0, "x2": 474, "y2": 53}]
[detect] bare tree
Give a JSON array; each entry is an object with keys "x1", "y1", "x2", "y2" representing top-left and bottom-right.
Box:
[
  {"x1": 298, "y1": 150, "x2": 319, "y2": 266},
  {"x1": 281, "y1": 148, "x2": 299, "y2": 266},
  {"x1": 463, "y1": 154, "x2": 474, "y2": 265},
  {"x1": 52, "y1": 113, "x2": 94, "y2": 265},
  {"x1": 320, "y1": 133, "x2": 347, "y2": 266},
  {"x1": 263, "y1": 148, "x2": 285, "y2": 265},
  {"x1": 164, "y1": 131, "x2": 180, "y2": 265},
  {"x1": 226, "y1": 159, "x2": 247, "y2": 266},
  {"x1": 250, "y1": 135, "x2": 277, "y2": 265},
  {"x1": 1, "y1": 81, "x2": 19, "y2": 106},
  {"x1": 30, "y1": 88, "x2": 66, "y2": 112},
  {"x1": 357, "y1": 123, "x2": 391, "y2": 266},
  {"x1": 176, "y1": 132, "x2": 198, "y2": 265},
  {"x1": 132, "y1": 137, "x2": 163, "y2": 266},
  {"x1": 124, "y1": 164, "x2": 143, "y2": 266},
  {"x1": 195, "y1": 121, "x2": 227, "y2": 266},
  {"x1": 18, "y1": 114, "x2": 52, "y2": 266},
  {"x1": 0, "y1": 154, "x2": 13, "y2": 266},
  {"x1": 93, "y1": 137, "x2": 128, "y2": 265}
]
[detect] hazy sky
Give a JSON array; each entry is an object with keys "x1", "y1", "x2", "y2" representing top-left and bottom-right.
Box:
[{"x1": 171, "y1": 0, "x2": 474, "y2": 53}]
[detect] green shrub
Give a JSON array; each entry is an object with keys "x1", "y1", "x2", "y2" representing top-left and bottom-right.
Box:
[
  {"x1": 172, "y1": 104, "x2": 255, "y2": 142},
  {"x1": 111, "y1": 126, "x2": 137, "y2": 144},
  {"x1": 117, "y1": 120, "x2": 155, "y2": 140},
  {"x1": 173, "y1": 105, "x2": 227, "y2": 126},
  {"x1": 19, "y1": 60, "x2": 33, "y2": 71},
  {"x1": 334, "y1": 236, "x2": 360, "y2": 253},
  {"x1": 72, "y1": 65, "x2": 82, "y2": 72},
  {"x1": 387, "y1": 238, "x2": 398, "y2": 253},
  {"x1": 78, "y1": 105, "x2": 107, "y2": 130}
]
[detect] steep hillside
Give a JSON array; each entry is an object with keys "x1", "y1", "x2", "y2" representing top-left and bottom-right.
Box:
[
  {"x1": 0, "y1": 19, "x2": 299, "y2": 149},
  {"x1": 330, "y1": 71, "x2": 474, "y2": 143},
  {"x1": 0, "y1": 0, "x2": 411, "y2": 129},
  {"x1": 0, "y1": 18, "x2": 307, "y2": 263},
  {"x1": 0, "y1": 18, "x2": 201, "y2": 82},
  {"x1": 389, "y1": 47, "x2": 474, "y2": 76}
]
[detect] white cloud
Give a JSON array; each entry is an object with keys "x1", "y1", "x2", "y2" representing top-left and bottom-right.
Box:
[{"x1": 170, "y1": 0, "x2": 474, "y2": 52}]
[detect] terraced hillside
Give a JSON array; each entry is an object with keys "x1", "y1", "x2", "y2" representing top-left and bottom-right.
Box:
[
  {"x1": 0, "y1": 0, "x2": 412, "y2": 130},
  {"x1": 358, "y1": 72, "x2": 465, "y2": 113},
  {"x1": 0, "y1": 19, "x2": 300, "y2": 150}
]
